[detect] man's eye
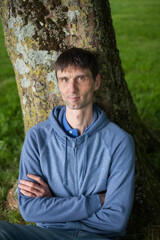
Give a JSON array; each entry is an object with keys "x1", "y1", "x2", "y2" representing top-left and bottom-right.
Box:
[
  {"x1": 61, "y1": 78, "x2": 67, "y2": 82},
  {"x1": 77, "y1": 76, "x2": 84, "y2": 81}
]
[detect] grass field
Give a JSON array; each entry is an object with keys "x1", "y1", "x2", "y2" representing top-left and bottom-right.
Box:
[
  {"x1": 0, "y1": 16, "x2": 24, "y2": 222},
  {"x1": 0, "y1": 0, "x2": 160, "y2": 237},
  {"x1": 109, "y1": 0, "x2": 160, "y2": 131},
  {"x1": 110, "y1": 0, "x2": 160, "y2": 131}
]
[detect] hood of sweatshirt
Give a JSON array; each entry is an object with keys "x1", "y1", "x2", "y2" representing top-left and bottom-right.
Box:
[{"x1": 47, "y1": 105, "x2": 110, "y2": 185}]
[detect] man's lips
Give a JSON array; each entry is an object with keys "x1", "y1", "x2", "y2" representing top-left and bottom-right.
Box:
[{"x1": 68, "y1": 96, "x2": 80, "y2": 101}]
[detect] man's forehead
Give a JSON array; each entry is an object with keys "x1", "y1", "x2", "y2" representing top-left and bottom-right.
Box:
[{"x1": 57, "y1": 65, "x2": 91, "y2": 76}]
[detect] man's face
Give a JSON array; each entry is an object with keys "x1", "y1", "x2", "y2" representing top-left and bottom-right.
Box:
[{"x1": 57, "y1": 65, "x2": 101, "y2": 110}]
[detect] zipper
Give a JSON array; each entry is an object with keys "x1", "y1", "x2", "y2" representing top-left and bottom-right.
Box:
[{"x1": 72, "y1": 139, "x2": 78, "y2": 195}]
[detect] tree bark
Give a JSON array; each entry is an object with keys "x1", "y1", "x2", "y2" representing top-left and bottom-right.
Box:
[{"x1": 0, "y1": 0, "x2": 159, "y2": 238}]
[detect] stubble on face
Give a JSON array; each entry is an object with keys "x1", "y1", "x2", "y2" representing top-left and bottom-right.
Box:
[{"x1": 57, "y1": 66, "x2": 98, "y2": 111}]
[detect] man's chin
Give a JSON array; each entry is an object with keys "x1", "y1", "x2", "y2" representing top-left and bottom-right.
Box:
[
  {"x1": 66, "y1": 102, "x2": 92, "y2": 111},
  {"x1": 67, "y1": 105, "x2": 82, "y2": 110},
  {"x1": 65, "y1": 102, "x2": 83, "y2": 110}
]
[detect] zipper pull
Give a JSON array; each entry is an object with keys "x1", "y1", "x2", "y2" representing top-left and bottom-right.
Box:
[{"x1": 72, "y1": 139, "x2": 76, "y2": 148}]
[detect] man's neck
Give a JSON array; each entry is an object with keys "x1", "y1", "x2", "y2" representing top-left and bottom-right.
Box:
[{"x1": 66, "y1": 105, "x2": 94, "y2": 135}]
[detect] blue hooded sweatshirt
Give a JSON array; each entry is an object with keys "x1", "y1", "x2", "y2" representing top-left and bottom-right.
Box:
[{"x1": 18, "y1": 105, "x2": 135, "y2": 238}]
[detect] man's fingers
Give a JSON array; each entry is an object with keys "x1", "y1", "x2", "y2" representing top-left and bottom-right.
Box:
[
  {"x1": 27, "y1": 174, "x2": 47, "y2": 187},
  {"x1": 19, "y1": 174, "x2": 54, "y2": 198},
  {"x1": 18, "y1": 183, "x2": 40, "y2": 195},
  {"x1": 19, "y1": 180, "x2": 40, "y2": 191},
  {"x1": 20, "y1": 189, "x2": 37, "y2": 198}
]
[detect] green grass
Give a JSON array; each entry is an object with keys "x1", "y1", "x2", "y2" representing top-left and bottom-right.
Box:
[
  {"x1": 0, "y1": 0, "x2": 160, "y2": 235},
  {"x1": 0, "y1": 78, "x2": 24, "y2": 200},
  {"x1": 110, "y1": 0, "x2": 160, "y2": 131},
  {"x1": 0, "y1": 19, "x2": 24, "y2": 221}
]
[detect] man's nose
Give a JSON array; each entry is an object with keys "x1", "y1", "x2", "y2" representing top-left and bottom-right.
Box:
[{"x1": 69, "y1": 80, "x2": 78, "y2": 93}]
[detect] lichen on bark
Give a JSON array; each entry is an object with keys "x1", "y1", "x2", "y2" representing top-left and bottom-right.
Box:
[{"x1": 0, "y1": 0, "x2": 110, "y2": 131}]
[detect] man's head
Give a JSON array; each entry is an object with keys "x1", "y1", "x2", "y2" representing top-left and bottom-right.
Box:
[
  {"x1": 55, "y1": 47, "x2": 99, "y2": 81},
  {"x1": 55, "y1": 47, "x2": 101, "y2": 111}
]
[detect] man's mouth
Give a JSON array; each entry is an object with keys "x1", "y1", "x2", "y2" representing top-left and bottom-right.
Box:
[{"x1": 68, "y1": 96, "x2": 80, "y2": 101}]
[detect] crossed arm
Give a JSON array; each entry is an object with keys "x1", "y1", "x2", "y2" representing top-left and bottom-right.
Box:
[
  {"x1": 18, "y1": 128, "x2": 135, "y2": 233},
  {"x1": 18, "y1": 174, "x2": 105, "y2": 205}
]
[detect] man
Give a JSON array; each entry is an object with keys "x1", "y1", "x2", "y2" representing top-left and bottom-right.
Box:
[{"x1": 0, "y1": 47, "x2": 135, "y2": 240}]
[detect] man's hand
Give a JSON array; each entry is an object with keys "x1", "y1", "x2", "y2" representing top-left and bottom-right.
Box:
[
  {"x1": 18, "y1": 174, "x2": 53, "y2": 198},
  {"x1": 99, "y1": 192, "x2": 105, "y2": 206}
]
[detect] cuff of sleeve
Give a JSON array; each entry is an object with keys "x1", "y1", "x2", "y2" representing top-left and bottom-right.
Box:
[{"x1": 86, "y1": 194, "x2": 101, "y2": 217}]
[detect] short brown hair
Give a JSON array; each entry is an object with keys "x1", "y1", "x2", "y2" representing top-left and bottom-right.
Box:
[{"x1": 55, "y1": 47, "x2": 99, "y2": 80}]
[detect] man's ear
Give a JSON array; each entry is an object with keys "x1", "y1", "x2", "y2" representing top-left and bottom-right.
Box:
[{"x1": 94, "y1": 74, "x2": 101, "y2": 91}]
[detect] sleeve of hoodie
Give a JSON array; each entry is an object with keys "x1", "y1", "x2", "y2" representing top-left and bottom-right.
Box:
[
  {"x1": 18, "y1": 127, "x2": 101, "y2": 223},
  {"x1": 80, "y1": 132, "x2": 135, "y2": 234}
]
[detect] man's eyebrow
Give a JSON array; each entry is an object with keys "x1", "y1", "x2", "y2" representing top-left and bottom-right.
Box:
[
  {"x1": 57, "y1": 76, "x2": 68, "y2": 80},
  {"x1": 75, "y1": 74, "x2": 87, "y2": 77},
  {"x1": 58, "y1": 73, "x2": 88, "y2": 79},
  {"x1": 76, "y1": 73, "x2": 90, "y2": 78}
]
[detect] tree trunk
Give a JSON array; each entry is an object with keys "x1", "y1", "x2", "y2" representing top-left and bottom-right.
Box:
[{"x1": 0, "y1": 0, "x2": 159, "y2": 238}]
